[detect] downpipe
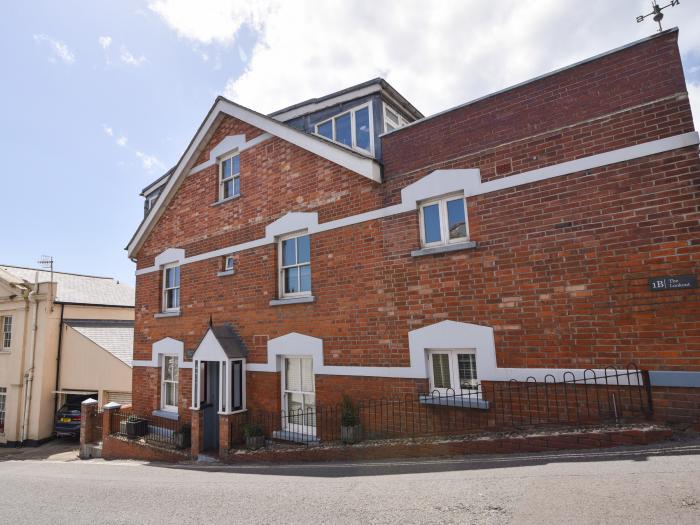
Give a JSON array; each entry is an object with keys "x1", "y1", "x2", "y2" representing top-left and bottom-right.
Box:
[{"x1": 20, "y1": 276, "x2": 40, "y2": 445}]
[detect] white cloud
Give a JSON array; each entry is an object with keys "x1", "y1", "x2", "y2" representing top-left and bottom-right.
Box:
[
  {"x1": 116, "y1": 136, "x2": 128, "y2": 147},
  {"x1": 33, "y1": 34, "x2": 75, "y2": 65},
  {"x1": 98, "y1": 35, "x2": 112, "y2": 49},
  {"x1": 688, "y1": 82, "x2": 700, "y2": 129},
  {"x1": 148, "y1": 0, "x2": 700, "y2": 118},
  {"x1": 120, "y1": 47, "x2": 147, "y2": 67},
  {"x1": 148, "y1": 0, "x2": 272, "y2": 44},
  {"x1": 136, "y1": 151, "x2": 165, "y2": 171},
  {"x1": 101, "y1": 124, "x2": 114, "y2": 137}
]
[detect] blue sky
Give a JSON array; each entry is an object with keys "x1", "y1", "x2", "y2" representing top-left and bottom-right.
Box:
[{"x1": 1, "y1": 1, "x2": 698, "y2": 286}]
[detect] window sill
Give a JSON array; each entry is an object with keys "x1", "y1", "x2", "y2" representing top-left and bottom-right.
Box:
[
  {"x1": 211, "y1": 195, "x2": 240, "y2": 207},
  {"x1": 217, "y1": 270, "x2": 235, "y2": 277},
  {"x1": 152, "y1": 409, "x2": 179, "y2": 420},
  {"x1": 411, "y1": 241, "x2": 477, "y2": 258},
  {"x1": 0, "y1": 351, "x2": 11, "y2": 355},
  {"x1": 217, "y1": 409, "x2": 247, "y2": 416},
  {"x1": 154, "y1": 310, "x2": 181, "y2": 318},
  {"x1": 418, "y1": 394, "x2": 489, "y2": 410},
  {"x1": 269, "y1": 295, "x2": 316, "y2": 306}
]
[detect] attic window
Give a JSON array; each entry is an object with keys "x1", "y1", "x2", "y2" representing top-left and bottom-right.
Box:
[
  {"x1": 383, "y1": 103, "x2": 409, "y2": 133},
  {"x1": 219, "y1": 153, "x2": 240, "y2": 201},
  {"x1": 315, "y1": 103, "x2": 373, "y2": 154}
]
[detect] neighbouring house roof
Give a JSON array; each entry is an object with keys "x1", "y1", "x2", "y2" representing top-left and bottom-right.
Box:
[
  {"x1": 126, "y1": 96, "x2": 382, "y2": 258},
  {"x1": 269, "y1": 77, "x2": 424, "y2": 122},
  {"x1": 140, "y1": 166, "x2": 175, "y2": 197},
  {"x1": 0, "y1": 265, "x2": 135, "y2": 307},
  {"x1": 64, "y1": 319, "x2": 134, "y2": 367},
  {"x1": 209, "y1": 324, "x2": 249, "y2": 359}
]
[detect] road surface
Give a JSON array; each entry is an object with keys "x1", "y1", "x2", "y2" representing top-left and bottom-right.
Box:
[{"x1": 0, "y1": 437, "x2": 698, "y2": 524}]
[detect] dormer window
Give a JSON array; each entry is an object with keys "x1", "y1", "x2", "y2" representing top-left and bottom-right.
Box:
[
  {"x1": 315, "y1": 103, "x2": 372, "y2": 154},
  {"x1": 219, "y1": 153, "x2": 240, "y2": 201},
  {"x1": 383, "y1": 103, "x2": 409, "y2": 133}
]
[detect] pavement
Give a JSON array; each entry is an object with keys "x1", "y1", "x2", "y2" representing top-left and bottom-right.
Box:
[{"x1": 0, "y1": 436, "x2": 698, "y2": 524}]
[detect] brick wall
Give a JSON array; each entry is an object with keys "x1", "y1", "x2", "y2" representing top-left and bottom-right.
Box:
[{"x1": 130, "y1": 31, "x2": 699, "y2": 422}]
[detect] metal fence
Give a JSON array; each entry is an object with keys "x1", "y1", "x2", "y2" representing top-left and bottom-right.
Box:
[
  {"x1": 230, "y1": 365, "x2": 652, "y2": 447},
  {"x1": 110, "y1": 411, "x2": 190, "y2": 449}
]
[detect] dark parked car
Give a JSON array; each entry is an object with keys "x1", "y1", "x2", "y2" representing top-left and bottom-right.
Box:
[{"x1": 54, "y1": 403, "x2": 82, "y2": 438}]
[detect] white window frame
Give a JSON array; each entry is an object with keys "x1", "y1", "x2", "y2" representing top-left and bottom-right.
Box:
[
  {"x1": 1, "y1": 316, "x2": 11, "y2": 350},
  {"x1": 278, "y1": 232, "x2": 312, "y2": 299},
  {"x1": 224, "y1": 255, "x2": 235, "y2": 272},
  {"x1": 314, "y1": 102, "x2": 374, "y2": 155},
  {"x1": 161, "y1": 355, "x2": 179, "y2": 412},
  {"x1": 162, "y1": 263, "x2": 180, "y2": 312},
  {"x1": 419, "y1": 193, "x2": 469, "y2": 248},
  {"x1": 281, "y1": 356, "x2": 316, "y2": 436},
  {"x1": 383, "y1": 102, "x2": 409, "y2": 133},
  {"x1": 427, "y1": 349, "x2": 479, "y2": 395},
  {"x1": 218, "y1": 151, "x2": 240, "y2": 201}
]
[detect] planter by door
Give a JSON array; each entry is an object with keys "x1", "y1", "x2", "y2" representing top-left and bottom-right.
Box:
[
  {"x1": 246, "y1": 435, "x2": 265, "y2": 450},
  {"x1": 126, "y1": 418, "x2": 147, "y2": 439},
  {"x1": 341, "y1": 424, "x2": 362, "y2": 444}
]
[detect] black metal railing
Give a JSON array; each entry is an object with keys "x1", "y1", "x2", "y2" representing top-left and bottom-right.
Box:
[
  {"x1": 110, "y1": 411, "x2": 190, "y2": 449},
  {"x1": 230, "y1": 364, "x2": 651, "y2": 448}
]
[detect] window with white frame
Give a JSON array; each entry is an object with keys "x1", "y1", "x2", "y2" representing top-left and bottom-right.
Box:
[
  {"x1": 383, "y1": 103, "x2": 409, "y2": 133},
  {"x1": 315, "y1": 103, "x2": 373, "y2": 154},
  {"x1": 0, "y1": 387, "x2": 5, "y2": 433},
  {"x1": 230, "y1": 360, "x2": 244, "y2": 412},
  {"x1": 161, "y1": 355, "x2": 179, "y2": 411},
  {"x1": 223, "y1": 255, "x2": 235, "y2": 272},
  {"x1": 219, "y1": 153, "x2": 240, "y2": 201},
  {"x1": 419, "y1": 194, "x2": 468, "y2": 248},
  {"x1": 428, "y1": 350, "x2": 478, "y2": 394},
  {"x1": 1, "y1": 316, "x2": 11, "y2": 350},
  {"x1": 162, "y1": 264, "x2": 180, "y2": 311},
  {"x1": 279, "y1": 233, "x2": 311, "y2": 297}
]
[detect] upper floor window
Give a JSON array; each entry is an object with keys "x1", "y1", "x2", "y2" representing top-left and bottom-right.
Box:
[
  {"x1": 428, "y1": 350, "x2": 478, "y2": 394},
  {"x1": 162, "y1": 264, "x2": 180, "y2": 312},
  {"x1": 279, "y1": 233, "x2": 311, "y2": 297},
  {"x1": 315, "y1": 103, "x2": 372, "y2": 154},
  {"x1": 383, "y1": 104, "x2": 408, "y2": 133},
  {"x1": 1, "y1": 316, "x2": 11, "y2": 350},
  {"x1": 419, "y1": 195, "x2": 468, "y2": 248},
  {"x1": 219, "y1": 153, "x2": 240, "y2": 201},
  {"x1": 224, "y1": 255, "x2": 235, "y2": 272}
]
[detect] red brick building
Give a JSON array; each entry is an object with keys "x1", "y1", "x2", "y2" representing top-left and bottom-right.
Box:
[{"x1": 127, "y1": 29, "x2": 699, "y2": 456}]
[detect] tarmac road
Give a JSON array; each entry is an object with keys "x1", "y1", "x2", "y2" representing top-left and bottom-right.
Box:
[{"x1": 0, "y1": 437, "x2": 698, "y2": 524}]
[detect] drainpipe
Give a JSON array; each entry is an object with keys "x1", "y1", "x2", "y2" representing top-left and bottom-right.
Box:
[
  {"x1": 20, "y1": 274, "x2": 40, "y2": 445},
  {"x1": 54, "y1": 303, "x2": 65, "y2": 414}
]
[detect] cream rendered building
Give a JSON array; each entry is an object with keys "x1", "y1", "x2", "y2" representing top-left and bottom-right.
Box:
[{"x1": 0, "y1": 265, "x2": 134, "y2": 446}]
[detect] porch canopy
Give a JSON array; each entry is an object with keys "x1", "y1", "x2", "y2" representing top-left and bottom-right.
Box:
[{"x1": 191, "y1": 324, "x2": 248, "y2": 414}]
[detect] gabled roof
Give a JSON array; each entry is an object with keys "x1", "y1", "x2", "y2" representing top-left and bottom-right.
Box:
[
  {"x1": 126, "y1": 96, "x2": 382, "y2": 258},
  {"x1": 210, "y1": 324, "x2": 248, "y2": 359},
  {"x1": 64, "y1": 319, "x2": 134, "y2": 366},
  {"x1": 269, "y1": 77, "x2": 423, "y2": 122},
  {"x1": 0, "y1": 265, "x2": 134, "y2": 307}
]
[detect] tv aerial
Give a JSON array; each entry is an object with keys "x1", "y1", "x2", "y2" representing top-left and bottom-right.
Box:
[{"x1": 636, "y1": 1, "x2": 679, "y2": 32}]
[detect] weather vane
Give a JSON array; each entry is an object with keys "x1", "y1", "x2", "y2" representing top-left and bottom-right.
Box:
[{"x1": 636, "y1": 1, "x2": 679, "y2": 32}]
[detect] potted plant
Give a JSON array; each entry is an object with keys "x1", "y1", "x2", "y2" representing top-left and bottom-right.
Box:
[
  {"x1": 125, "y1": 415, "x2": 147, "y2": 439},
  {"x1": 340, "y1": 395, "x2": 362, "y2": 444},
  {"x1": 243, "y1": 423, "x2": 265, "y2": 450},
  {"x1": 174, "y1": 424, "x2": 191, "y2": 449}
]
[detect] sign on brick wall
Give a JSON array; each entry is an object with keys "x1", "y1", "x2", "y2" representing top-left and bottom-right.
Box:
[{"x1": 648, "y1": 275, "x2": 698, "y2": 291}]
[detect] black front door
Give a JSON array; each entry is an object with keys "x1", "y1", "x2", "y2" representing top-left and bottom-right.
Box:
[{"x1": 202, "y1": 362, "x2": 219, "y2": 452}]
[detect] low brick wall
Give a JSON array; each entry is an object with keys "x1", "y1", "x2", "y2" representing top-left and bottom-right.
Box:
[
  {"x1": 102, "y1": 434, "x2": 190, "y2": 463},
  {"x1": 222, "y1": 425, "x2": 673, "y2": 464}
]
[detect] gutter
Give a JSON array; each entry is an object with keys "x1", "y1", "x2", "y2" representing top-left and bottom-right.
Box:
[
  {"x1": 53, "y1": 303, "x2": 65, "y2": 414},
  {"x1": 20, "y1": 273, "x2": 40, "y2": 445}
]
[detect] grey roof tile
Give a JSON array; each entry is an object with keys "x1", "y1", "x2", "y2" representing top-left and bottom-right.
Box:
[{"x1": 65, "y1": 319, "x2": 134, "y2": 366}]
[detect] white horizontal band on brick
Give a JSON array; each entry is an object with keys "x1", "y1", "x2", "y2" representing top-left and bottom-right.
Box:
[
  {"x1": 135, "y1": 131, "x2": 699, "y2": 277},
  {"x1": 245, "y1": 321, "x2": 640, "y2": 384}
]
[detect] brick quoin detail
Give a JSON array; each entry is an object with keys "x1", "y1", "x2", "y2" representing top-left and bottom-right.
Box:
[{"x1": 130, "y1": 30, "x2": 700, "y2": 426}]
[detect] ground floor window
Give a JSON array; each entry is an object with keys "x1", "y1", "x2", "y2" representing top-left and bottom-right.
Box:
[
  {"x1": 283, "y1": 357, "x2": 315, "y2": 434},
  {"x1": 0, "y1": 387, "x2": 6, "y2": 433},
  {"x1": 161, "y1": 355, "x2": 179, "y2": 411},
  {"x1": 428, "y1": 350, "x2": 478, "y2": 394}
]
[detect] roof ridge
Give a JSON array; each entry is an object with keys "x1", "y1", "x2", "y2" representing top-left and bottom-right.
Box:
[{"x1": 0, "y1": 264, "x2": 119, "y2": 281}]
